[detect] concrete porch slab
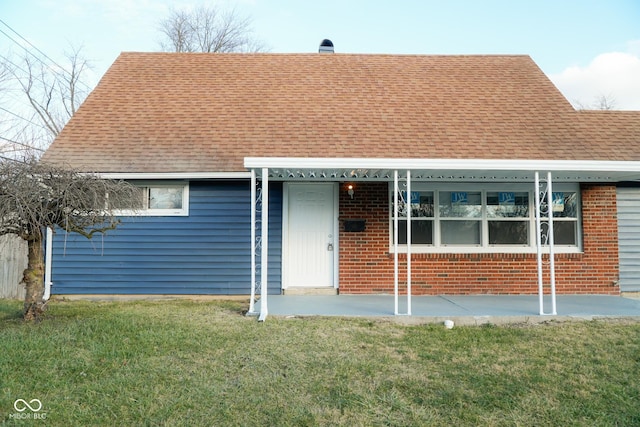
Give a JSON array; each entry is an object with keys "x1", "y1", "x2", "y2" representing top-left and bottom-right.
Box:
[{"x1": 262, "y1": 294, "x2": 640, "y2": 325}]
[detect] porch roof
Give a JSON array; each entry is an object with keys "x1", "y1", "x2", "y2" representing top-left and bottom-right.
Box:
[{"x1": 244, "y1": 157, "x2": 640, "y2": 183}]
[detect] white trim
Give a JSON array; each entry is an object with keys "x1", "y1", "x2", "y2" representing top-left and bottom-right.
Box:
[
  {"x1": 245, "y1": 157, "x2": 640, "y2": 179},
  {"x1": 99, "y1": 172, "x2": 251, "y2": 180}
]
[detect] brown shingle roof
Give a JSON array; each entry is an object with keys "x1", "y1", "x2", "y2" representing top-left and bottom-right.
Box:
[
  {"x1": 574, "y1": 110, "x2": 640, "y2": 161},
  {"x1": 42, "y1": 52, "x2": 640, "y2": 173}
]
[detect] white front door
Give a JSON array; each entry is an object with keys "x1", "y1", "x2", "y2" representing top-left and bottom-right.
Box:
[{"x1": 284, "y1": 183, "x2": 336, "y2": 288}]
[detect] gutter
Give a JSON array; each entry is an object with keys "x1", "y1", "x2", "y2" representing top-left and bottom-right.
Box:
[{"x1": 98, "y1": 172, "x2": 251, "y2": 180}]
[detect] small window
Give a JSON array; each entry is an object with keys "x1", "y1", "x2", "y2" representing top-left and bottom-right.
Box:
[
  {"x1": 439, "y1": 191, "x2": 482, "y2": 218},
  {"x1": 116, "y1": 183, "x2": 189, "y2": 216},
  {"x1": 542, "y1": 192, "x2": 578, "y2": 245},
  {"x1": 489, "y1": 221, "x2": 529, "y2": 245},
  {"x1": 439, "y1": 191, "x2": 482, "y2": 245},
  {"x1": 486, "y1": 192, "x2": 529, "y2": 218},
  {"x1": 149, "y1": 187, "x2": 184, "y2": 210},
  {"x1": 441, "y1": 220, "x2": 481, "y2": 245},
  {"x1": 394, "y1": 191, "x2": 434, "y2": 245},
  {"x1": 398, "y1": 220, "x2": 433, "y2": 244},
  {"x1": 487, "y1": 192, "x2": 529, "y2": 246}
]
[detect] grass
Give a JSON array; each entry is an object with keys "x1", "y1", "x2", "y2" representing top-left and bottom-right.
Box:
[{"x1": 1, "y1": 299, "x2": 639, "y2": 426}]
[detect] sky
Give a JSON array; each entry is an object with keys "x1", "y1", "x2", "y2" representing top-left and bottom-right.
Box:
[{"x1": 1, "y1": 0, "x2": 640, "y2": 109}]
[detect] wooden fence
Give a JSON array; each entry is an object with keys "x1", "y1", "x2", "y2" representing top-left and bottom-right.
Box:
[{"x1": 0, "y1": 234, "x2": 27, "y2": 299}]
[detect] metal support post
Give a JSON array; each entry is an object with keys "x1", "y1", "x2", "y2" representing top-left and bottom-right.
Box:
[
  {"x1": 393, "y1": 170, "x2": 399, "y2": 315},
  {"x1": 248, "y1": 169, "x2": 258, "y2": 315},
  {"x1": 535, "y1": 171, "x2": 558, "y2": 316},
  {"x1": 258, "y1": 168, "x2": 269, "y2": 322},
  {"x1": 405, "y1": 170, "x2": 412, "y2": 316}
]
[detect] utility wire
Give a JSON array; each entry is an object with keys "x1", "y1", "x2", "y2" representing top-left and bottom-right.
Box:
[
  {"x1": 0, "y1": 136, "x2": 46, "y2": 152},
  {"x1": 0, "y1": 154, "x2": 27, "y2": 163},
  {"x1": 0, "y1": 52, "x2": 30, "y2": 76},
  {"x1": 0, "y1": 106, "x2": 48, "y2": 130},
  {"x1": 0, "y1": 21, "x2": 90, "y2": 140},
  {"x1": 0, "y1": 19, "x2": 93, "y2": 91}
]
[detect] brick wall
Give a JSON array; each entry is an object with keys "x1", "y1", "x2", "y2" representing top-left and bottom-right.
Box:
[{"x1": 338, "y1": 182, "x2": 620, "y2": 295}]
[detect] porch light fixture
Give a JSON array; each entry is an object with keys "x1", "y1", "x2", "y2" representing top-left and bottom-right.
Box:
[{"x1": 347, "y1": 184, "x2": 355, "y2": 199}]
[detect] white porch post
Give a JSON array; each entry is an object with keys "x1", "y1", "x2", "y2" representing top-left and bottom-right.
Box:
[
  {"x1": 258, "y1": 167, "x2": 269, "y2": 322},
  {"x1": 248, "y1": 169, "x2": 257, "y2": 315},
  {"x1": 393, "y1": 170, "x2": 412, "y2": 316},
  {"x1": 535, "y1": 171, "x2": 558, "y2": 316},
  {"x1": 393, "y1": 170, "x2": 399, "y2": 315},
  {"x1": 406, "y1": 170, "x2": 412, "y2": 315},
  {"x1": 546, "y1": 172, "x2": 557, "y2": 315},
  {"x1": 535, "y1": 172, "x2": 544, "y2": 314}
]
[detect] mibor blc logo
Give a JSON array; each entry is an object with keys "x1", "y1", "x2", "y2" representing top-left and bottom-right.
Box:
[{"x1": 10, "y1": 398, "x2": 47, "y2": 420}]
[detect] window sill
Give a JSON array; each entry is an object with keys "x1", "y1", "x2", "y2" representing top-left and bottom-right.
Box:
[
  {"x1": 388, "y1": 245, "x2": 583, "y2": 255},
  {"x1": 115, "y1": 209, "x2": 189, "y2": 217}
]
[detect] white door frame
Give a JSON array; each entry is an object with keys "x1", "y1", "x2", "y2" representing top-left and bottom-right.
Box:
[{"x1": 282, "y1": 182, "x2": 339, "y2": 290}]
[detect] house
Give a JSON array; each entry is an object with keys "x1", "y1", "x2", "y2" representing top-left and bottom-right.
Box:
[{"x1": 42, "y1": 50, "x2": 640, "y2": 306}]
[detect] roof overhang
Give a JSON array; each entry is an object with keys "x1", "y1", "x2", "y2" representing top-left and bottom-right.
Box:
[
  {"x1": 98, "y1": 172, "x2": 251, "y2": 180},
  {"x1": 244, "y1": 158, "x2": 640, "y2": 183}
]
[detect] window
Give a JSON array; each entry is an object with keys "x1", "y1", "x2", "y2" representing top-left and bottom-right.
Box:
[
  {"x1": 439, "y1": 191, "x2": 482, "y2": 245},
  {"x1": 115, "y1": 182, "x2": 189, "y2": 216},
  {"x1": 487, "y1": 192, "x2": 529, "y2": 245},
  {"x1": 546, "y1": 191, "x2": 579, "y2": 245},
  {"x1": 391, "y1": 184, "x2": 580, "y2": 253},
  {"x1": 396, "y1": 191, "x2": 434, "y2": 244}
]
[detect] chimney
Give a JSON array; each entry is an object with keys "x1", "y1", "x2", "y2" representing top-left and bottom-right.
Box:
[{"x1": 319, "y1": 39, "x2": 334, "y2": 53}]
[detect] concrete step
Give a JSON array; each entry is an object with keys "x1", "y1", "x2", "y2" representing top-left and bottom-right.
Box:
[{"x1": 283, "y1": 287, "x2": 338, "y2": 296}]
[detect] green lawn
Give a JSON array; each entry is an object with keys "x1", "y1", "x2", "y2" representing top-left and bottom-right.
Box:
[{"x1": 1, "y1": 299, "x2": 639, "y2": 426}]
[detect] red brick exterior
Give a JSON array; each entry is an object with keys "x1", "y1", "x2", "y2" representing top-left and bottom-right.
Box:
[{"x1": 338, "y1": 182, "x2": 620, "y2": 295}]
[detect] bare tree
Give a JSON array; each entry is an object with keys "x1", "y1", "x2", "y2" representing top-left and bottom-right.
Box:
[
  {"x1": 16, "y1": 46, "x2": 90, "y2": 138},
  {"x1": 1, "y1": 46, "x2": 90, "y2": 157},
  {"x1": 158, "y1": 6, "x2": 267, "y2": 53},
  {"x1": 593, "y1": 94, "x2": 616, "y2": 110},
  {"x1": 575, "y1": 93, "x2": 617, "y2": 111},
  {"x1": 0, "y1": 157, "x2": 139, "y2": 321}
]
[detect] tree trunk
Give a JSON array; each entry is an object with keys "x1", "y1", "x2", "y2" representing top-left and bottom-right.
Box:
[{"x1": 23, "y1": 236, "x2": 46, "y2": 321}]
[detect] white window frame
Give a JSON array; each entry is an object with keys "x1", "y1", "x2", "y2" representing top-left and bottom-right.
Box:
[
  {"x1": 115, "y1": 181, "x2": 190, "y2": 217},
  {"x1": 389, "y1": 182, "x2": 582, "y2": 254}
]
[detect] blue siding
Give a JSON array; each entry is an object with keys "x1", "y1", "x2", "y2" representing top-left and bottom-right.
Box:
[{"x1": 51, "y1": 181, "x2": 282, "y2": 295}]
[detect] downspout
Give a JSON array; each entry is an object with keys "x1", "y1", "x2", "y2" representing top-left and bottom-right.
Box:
[{"x1": 43, "y1": 227, "x2": 53, "y2": 301}]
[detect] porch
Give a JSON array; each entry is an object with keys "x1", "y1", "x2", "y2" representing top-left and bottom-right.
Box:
[
  {"x1": 263, "y1": 294, "x2": 640, "y2": 325},
  {"x1": 245, "y1": 157, "x2": 640, "y2": 321}
]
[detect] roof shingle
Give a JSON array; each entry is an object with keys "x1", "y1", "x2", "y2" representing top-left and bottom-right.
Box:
[{"x1": 42, "y1": 52, "x2": 640, "y2": 173}]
